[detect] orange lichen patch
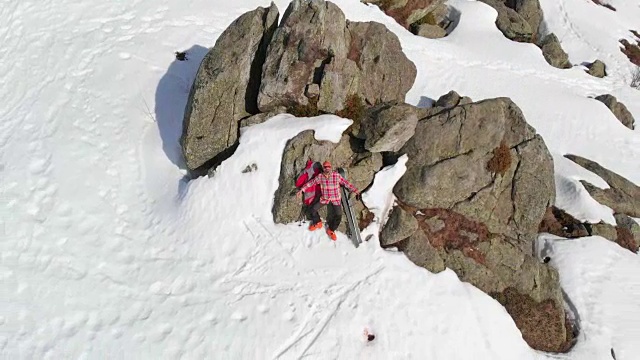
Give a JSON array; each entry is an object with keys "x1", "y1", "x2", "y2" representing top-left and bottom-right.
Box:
[
  {"x1": 492, "y1": 288, "x2": 574, "y2": 352},
  {"x1": 416, "y1": 208, "x2": 491, "y2": 265},
  {"x1": 487, "y1": 141, "x2": 512, "y2": 176},
  {"x1": 616, "y1": 226, "x2": 639, "y2": 253}
]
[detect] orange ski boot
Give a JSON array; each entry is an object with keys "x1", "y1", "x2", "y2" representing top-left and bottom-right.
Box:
[
  {"x1": 326, "y1": 229, "x2": 337, "y2": 241},
  {"x1": 309, "y1": 221, "x2": 323, "y2": 231}
]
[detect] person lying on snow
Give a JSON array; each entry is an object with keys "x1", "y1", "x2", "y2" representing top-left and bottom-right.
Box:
[{"x1": 296, "y1": 161, "x2": 360, "y2": 241}]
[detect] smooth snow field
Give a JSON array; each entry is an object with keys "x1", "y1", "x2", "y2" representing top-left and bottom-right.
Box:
[{"x1": 1, "y1": 0, "x2": 639, "y2": 359}]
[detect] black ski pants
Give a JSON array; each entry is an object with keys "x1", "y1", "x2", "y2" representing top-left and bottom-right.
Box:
[{"x1": 308, "y1": 201, "x2": 342, "y2": 231}]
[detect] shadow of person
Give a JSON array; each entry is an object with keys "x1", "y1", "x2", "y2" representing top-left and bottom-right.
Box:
[{"x1": 154, "y1": 44, "x2": 209, "y2": 169}]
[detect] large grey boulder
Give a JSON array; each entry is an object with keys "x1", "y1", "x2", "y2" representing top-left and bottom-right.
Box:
[
  {"x1": 181, "y1": 4, "x2": 279, "y2": 171},
  {"x1": 510, "y1": 0, "x2": 544, "y2": 41},
  {"x1": 379, "y1": 205, "x2": 419, "y2": 246},
  {"x1": 258, "y1": 0, "x2": 416, "y2": 114},
  {"x1": 363, "y1": 0, "x2": 445, "y2": 29},
  {"x1": 478, "y1": 0, "x2": 533, "y2": 42},
  {"x1": 586, "y1": 60, "x2": 607, "y2": 78},
  {"x1": 565, "y1": 154, "x2": 640, "y2": 218},
  {"x1": 540, "y1": 34, "x2": 572, "y2": 69},
  {"x1": 394, "y1": 98, "x2": 555, "y2": 244},
  {"x1": 319, "y1": 21, "x2": 416, "y2": 112},
  {"x1": 434, "y1": 90, "x2": 472, "y2": 109},
  {"x1": 373, "y1": 96, "x2": 566, "y2": 351},
  {"x1": 594, "y1": 94, "x2": 635, "y2": 129},
  {"x1": 361, "y1": 103, "x2": 422, "y2": 153},
  {"x1": 272, "y1": 131, "x2": 381, "y2": 232}
]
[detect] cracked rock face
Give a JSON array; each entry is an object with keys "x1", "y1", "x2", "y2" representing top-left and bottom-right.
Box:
[
  {"x1": 540, "y1": 33, "x2": 572, "y2": 69},
  {"x1": 381, "y1": 96, "x2": 566, "y2": 351},
  {"x1": 182, "y1": 0, "x2": 416, "y2": 174},
  {"x1": 394, "y1": 97, "x2": 555, "y2": 244},
  {"x1": 258, "y1": 0, "x2": 416, "y2": 114},
  {"x1": 181, "y1": 4, "x2": 279, "y2": 171},
  {"x1": 478, "y1": 0, "x2": 533, "y2": 42}
]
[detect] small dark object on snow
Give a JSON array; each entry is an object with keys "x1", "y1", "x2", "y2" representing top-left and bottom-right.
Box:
[
  {"x1": 542, "y1": 256, "x2": 551, "y2": 264},
  {"x1": 175, "y1": 51, "x2": 188, "y2": 61},
  {"x1": 364, "y1": 328, "x2": 375, "y2": 342},
  {"x1": 611, "y1": 348, "x2": 616, "y2": 359},
  {"x1": 242, "y1": 163, "x2": 258, "y2": 173}
]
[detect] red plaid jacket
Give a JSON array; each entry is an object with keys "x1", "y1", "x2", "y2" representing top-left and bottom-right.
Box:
[{"x1": 301, "y1": 171, "x2": 359, "y2": 205}]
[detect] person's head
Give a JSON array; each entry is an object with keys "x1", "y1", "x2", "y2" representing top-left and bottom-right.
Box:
[{"x1": 322, "y1": 161, "x2": 332, "y2": 174}]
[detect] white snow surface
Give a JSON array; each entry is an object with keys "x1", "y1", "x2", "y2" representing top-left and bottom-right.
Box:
[{"x1": 1, "y1": 0, "x2": 639, "y2": 359}]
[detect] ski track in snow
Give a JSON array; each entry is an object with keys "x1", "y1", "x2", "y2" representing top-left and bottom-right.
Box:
[{"x1": 1, "y1": 0, "x2": 639, "y2": 358}]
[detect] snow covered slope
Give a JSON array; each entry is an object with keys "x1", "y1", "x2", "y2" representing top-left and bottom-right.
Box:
[{"x1": 1, "y1": 0, "x2": 638, "y2": 358}]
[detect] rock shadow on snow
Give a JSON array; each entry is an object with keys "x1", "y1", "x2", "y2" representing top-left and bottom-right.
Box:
[{"x1": 154, "y1": 44, "x2": 209, "y2": 169}]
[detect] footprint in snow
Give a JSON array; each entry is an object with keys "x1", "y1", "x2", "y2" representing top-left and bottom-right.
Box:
[{"x1": 231, "y1": 312, "x2": 247, "y2": 322}]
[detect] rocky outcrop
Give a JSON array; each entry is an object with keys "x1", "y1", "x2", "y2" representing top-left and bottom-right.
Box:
[
  {"x1": 590, "y1": 221, "x2": 617, "y2": 242},
  {"x1": 586, "y1": 60, "x2": 607, "y2": 77},
  {"x1": 478, "y1": 0, "x2": 533, "y2": 42},
  {"x1": 594, "y1": 95, "x2": 635, "y2": 129},
  {"x1": 182, "y1": 0, "x2": 416, "y2": 174},
  {"x1": 619, "y1": 38, "x2": 640, "y2": 67},
  {"x1": 614, "y1": 214, "x2": 640, "y2": 253},
  {"x1": 540, "y1": 34, "x2": 572, "y2": 69},
  {"x1": 184, "y1": 2, "x2": 572, "y2": 350},
  {"x1": 379, "y1": 205, "x2": 419, "y2": 246},
  {"x1": 538, "y1": 206, "x2": 639, "y2": 253},
  {"x1": 181, "y1": 4, "x2": 279, "y2": 171},
  {"x1": 394, "y1": 98, "x2": 554, "y2": 243},
  {"x1": 434, "y1": 90, "x2": 472, "y2": 109},
  {"x1": 258, "y1": 0, "x2": 416, "y2": 114},
  {"x1": 589, "y1": 216, "x2": 639, "y2": 253},
  {"x1": 477, "y1": 0, "x2": 545, "y2": 43},
  {"x1": 361, "y1": 103, "x2": 422, "y2": 152},
  {"x1": 509, "y1": 0, "x2": 544, "y2": 40},
  {"x1": 565, "y1": 155, "x2": 640, "y2": 218},
  {"x1": 364, "y1": 0, "x2": 445, "y2": 29},
  {"x1": 272, "y1": 131, "x2": 382, "y2": 232},
  {"x1": 409, "y1": 3, "x2": 453, "y2": 38},
  {"x1": 389, "y1": 206, "x2": 567, "y2": 351},
  {"x1": 375, "y1": 96, "x2": 567, "y2": 351},
  {"x1": 538, "y1": 206, "x2": 590, "y2": 238}
]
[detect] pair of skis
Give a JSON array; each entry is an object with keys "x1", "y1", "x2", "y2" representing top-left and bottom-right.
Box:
[{"x1": 337, "y1": 168, "x2": 362, "y2": 248}]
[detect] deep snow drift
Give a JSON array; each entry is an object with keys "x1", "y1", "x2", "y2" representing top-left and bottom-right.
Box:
[{"x1": 1, "y1": 0, "x2": 639, "y2": 359}]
